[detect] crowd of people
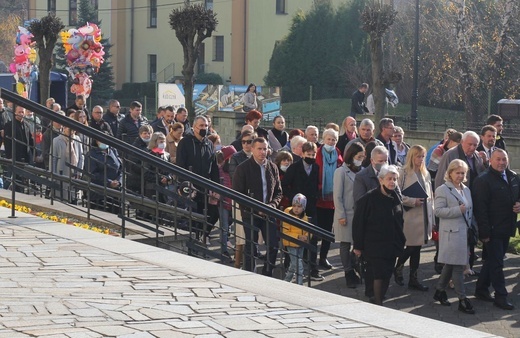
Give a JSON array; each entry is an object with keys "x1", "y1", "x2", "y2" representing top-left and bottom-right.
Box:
[{"x1": 0, "y1": 93, "x2": 518, "y2": 313}]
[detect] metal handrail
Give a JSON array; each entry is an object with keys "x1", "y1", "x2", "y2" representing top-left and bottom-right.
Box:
[{"x1": 0, "y1": 88, "x2": 334, "y2": 244}]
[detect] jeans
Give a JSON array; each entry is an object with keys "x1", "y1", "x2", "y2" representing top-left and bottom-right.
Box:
[
  {"x1": 285, "y1": 246, "x2": 304, "y2": 285},
  {"x1": 218, "y1": 208, "x2": 231, "y2": 254},
  {"x1": 243, "y1": 213, "x2": 279, "y2": 275}
]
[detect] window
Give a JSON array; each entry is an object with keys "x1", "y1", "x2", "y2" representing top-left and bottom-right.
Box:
[
  {"x1": 149, "y1": 0, "x2": 157, "y2": 28},
  {"x1": 213, "y1": 36, "x2": 224, "y2": 62},
  {"x1": 276, "y1": 0, "x2": 287, "y2": 14},
  {"x1": 48, "y1": 0, "x2": 56, "y2": 12},
  {"x1": 205, "y1": 0, "x2": 214, "y2": 10},
  {"x1": 149, "y1": 54, "x2": 157, "y2": 82},
  {"x1": 69, "y1": 0, "x2": 78, "y2": 26}
]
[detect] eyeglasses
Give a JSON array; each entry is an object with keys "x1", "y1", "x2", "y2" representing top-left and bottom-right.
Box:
[
  {"x1": 242, "y1": 139, "x2": 253, "y2": 144},
  {"x1": 93, "y1": 111, "x2": 102, "y2": 114}
]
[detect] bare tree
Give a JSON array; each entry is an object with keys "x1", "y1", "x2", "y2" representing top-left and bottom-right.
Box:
[
  {"x1": 361, "y1": 0, "x2": 398, "y2": 121},
  {"x1": 169, "y1": 3, "x2": 218, "y2": 118},
  {"x1": 28, "y1": 13, "x2": 64, "y2": 104}
]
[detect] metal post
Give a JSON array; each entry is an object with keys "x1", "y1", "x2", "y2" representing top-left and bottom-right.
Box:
[
  {"x1": 410, "y1": 0, "x2": 420, "y2": 130},
  {"x1": 9, "y1": 114, "x2": 16, "y2": 218}
]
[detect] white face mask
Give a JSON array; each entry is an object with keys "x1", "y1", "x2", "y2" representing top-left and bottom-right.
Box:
[
  {"x1": 157, "y1": 143, "x2": 166, "y2": 149},
  {"x1": 353, "y1": 159, "x2": 363, "y2": 167},
  {"x1": 280, "y1": 165, "x2": 289, "y2": 172}
]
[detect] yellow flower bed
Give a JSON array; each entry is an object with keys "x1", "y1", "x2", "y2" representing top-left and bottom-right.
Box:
[{"x1": 0, "y1": 200, "x2": 113, "y2": 235}]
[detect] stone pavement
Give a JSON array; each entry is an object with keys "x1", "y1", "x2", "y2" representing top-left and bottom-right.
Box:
[{"x1": 0, "y1": 205, "x2": 492, "y2": 337}]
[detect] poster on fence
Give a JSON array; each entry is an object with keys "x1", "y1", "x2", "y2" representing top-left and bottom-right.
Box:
[{"x1": 158, "y1": 83, "x2": 282, "y2": 119}]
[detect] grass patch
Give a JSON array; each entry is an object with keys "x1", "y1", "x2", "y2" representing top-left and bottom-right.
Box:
[
  {"x1": 281, "y1": 98, "x2": 465, "y2": 124},
  {"x1": 508, "y1": 234, "x2": 520, "y2": 254}
]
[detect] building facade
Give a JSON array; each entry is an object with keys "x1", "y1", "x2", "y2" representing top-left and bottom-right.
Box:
[{"x1": 28, "y1": 0, "x2": 346, "y2": 89}]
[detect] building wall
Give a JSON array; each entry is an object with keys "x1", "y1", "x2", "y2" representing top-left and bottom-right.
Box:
[{"x1": 28, "y1": 0, "x2": 351, "y2": 90}]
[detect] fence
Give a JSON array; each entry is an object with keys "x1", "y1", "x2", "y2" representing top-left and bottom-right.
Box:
[{"x1": 0, "y1": 88, "x2": 334, "y2": 285}]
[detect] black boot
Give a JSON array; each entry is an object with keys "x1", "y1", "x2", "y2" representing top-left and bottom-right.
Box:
[
  {"x1": 345, "y1": 270, "x2": 358, "y2": 289},
  {"x1": 394, "y1": 264, "x2": 404, "y2": 286},
  {"x1": 433, "y1": 290, "x2": 450, "y2": 306},
  {"x1": 458, "y1": 298, "x2": 475, "y2": 314},
  {"x1": 408, "y1": 270, "x2": 429, "y2": 291}
]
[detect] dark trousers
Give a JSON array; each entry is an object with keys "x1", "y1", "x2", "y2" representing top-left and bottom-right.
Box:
[
  {"x1": 476, "y1": 237, "x2": 509, "y2": 299},
  {"x1": 310, "y1": 207, "x2": 334, "y2": 269},
  {"x1": 243, "y1": 214, "x2": 279, "y2": 276}
]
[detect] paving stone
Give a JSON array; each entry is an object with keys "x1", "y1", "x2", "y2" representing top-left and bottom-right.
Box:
[{"x1": 88, "y1": 325, "x2": 139, "y2": 336}]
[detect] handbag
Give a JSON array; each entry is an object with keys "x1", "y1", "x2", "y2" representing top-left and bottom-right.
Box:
[{"x1": 447, "y1": 186, "x2": 478, "y2": 246}]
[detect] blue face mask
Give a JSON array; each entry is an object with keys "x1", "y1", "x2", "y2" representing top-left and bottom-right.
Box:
[
  {"x1": 323, "y1": 144, "x2": 335, "y2": 152},
  {"x1": 215, "y1": 144, "x2": 222, "y2": 151},
  {"x1": 98, "y1": 143, "x2": 109, "y2": 150}
]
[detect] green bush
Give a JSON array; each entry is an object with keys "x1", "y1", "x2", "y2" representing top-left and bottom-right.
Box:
[{"x1": 195, "y1": 72, "x2": 224, "y2": 85}]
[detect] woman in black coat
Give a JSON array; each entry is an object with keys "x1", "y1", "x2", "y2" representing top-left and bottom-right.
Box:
[{"x1": 353, "y1": 164, "x2": 406, "y2": 305}]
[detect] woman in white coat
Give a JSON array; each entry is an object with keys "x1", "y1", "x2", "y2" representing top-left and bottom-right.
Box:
[
  {"x1": 333, "y1": 142, "x2": 365, "y2": 288},
  {"x1": 433, "y1": 159, "x2": 475, "y2": 314},
  {"x1": 394, "y1": 145, "x2": 434, "y2": 291}
]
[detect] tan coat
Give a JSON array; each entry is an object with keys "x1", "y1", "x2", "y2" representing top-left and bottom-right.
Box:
[
  {"x1": 166, "y1": 134, "x2": 180, "y2": 164},
  {"x1": 398, "y1": 168, "x2": 434, "y2": 246}
]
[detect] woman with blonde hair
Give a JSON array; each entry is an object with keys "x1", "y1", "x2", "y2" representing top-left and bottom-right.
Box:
[
  {"x1": 433, "y1": 159, "x2": 474, "y2": 314},
  {"x1": 394, "y1": 145, "x2": 434, "y2": 291}
]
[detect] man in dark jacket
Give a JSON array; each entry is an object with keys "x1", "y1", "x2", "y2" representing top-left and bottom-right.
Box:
[
  {"x1": 174, "y1": 107, "x2": 191, "y2": 136},
  {"x1": 472, "y1": 149, "x2": 520, "y2": 310},
  {"x1": 151, "y1": 107, "x2": 174, "y2": 135},
  {"x1": 89, "y1": 106, "x2": 113, "y2": 136},
  {"x1": 232, "y1": 137, "x2": 282, "y2": 276},
  {"x1": 103, "y1": 100, "x2": 124, "y2": 137},
  {"x1": 66, "y1": 95, "x2": 89, "y2": 121},
  {"x1": 117, "y1": 101, "x2": 148, "y2": 144},
  {"x1": 176, "y1": 115, "x2": 219, "y2": 239},
  {"x1": 350, "y1": 83, "x2": 369, "y2": 118},
  {"x1": 4, "y1": 105, "x2": 34, "y2": 192}
]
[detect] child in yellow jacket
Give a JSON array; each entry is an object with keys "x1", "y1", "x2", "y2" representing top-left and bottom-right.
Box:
[{"x1": 283, "y1": 193, "x2": 309, "y2": 285}]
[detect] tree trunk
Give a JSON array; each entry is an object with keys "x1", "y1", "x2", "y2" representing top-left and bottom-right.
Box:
[
  {"x1": 182, "y1": 59, "x2": 195, "y2": 120},
  {"x1": 370, "y1": 36, "x2": 386, "y2": 121},
  {"x1": 39, "y1": 55, "x2": 52, "y2": 105},
  {"x1": 455, "y1": 0, "x2": 477, "y2": 125}
]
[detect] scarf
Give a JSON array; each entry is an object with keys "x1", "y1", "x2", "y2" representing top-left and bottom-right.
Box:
[
  {"x1": 321, "y1": 148, "x2": 338, "y2": 200},
  {"x1": 271, "y1": 128, "x2": 288, "y2": 147},
  {"x1": 346, "y1": 130, "x2": 357, "y2": 141}
]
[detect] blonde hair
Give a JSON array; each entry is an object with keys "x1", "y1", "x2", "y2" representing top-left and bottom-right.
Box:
[
  {"x1": 403, "y1": 145, "x2": 427, "y2": 177},
  {"x1": 444, "y1": 159, "x2": 468, "y2": 183}
]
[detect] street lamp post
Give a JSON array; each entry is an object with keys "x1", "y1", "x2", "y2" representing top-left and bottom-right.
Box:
[{"x1": 410, "y1": 0, "x2": 420, "y2": 130}]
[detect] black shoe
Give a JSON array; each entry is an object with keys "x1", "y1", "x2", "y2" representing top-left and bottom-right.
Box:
[
  {"x1": 494, "y1": 298, "x2": 515, "y2": 310},
  {"x1": 345, "y1": 270, "x2": 357, "y2": 289},
  {"x1": 310, "y1": 270, "x2": 324, "y2": 281},
  {"x1": 433, "y1": 290, "x2": 451, "y2": 306},
  {"x1": 318, "y1": 259, "x2": 333, "y2": 270},
  {"x1": 474, "y1": 290, "x2": 494, "y2": 302},
  {"x1": 408, "y1": 279, "x2": 429, "y2": 291},
  {"x1": 394, "y1": 264, "x2": 404, "y2": 286},
  {"x1": 458, "y1": 298, "x2": 475, "y2": 314}
]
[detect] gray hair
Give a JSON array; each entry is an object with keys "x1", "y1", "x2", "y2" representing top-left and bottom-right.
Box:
[
  {"x1": 378, "y1": 164, "x2": 399, "y2": 179},
  {"x1": 322, "y1": 128, "x2": 338, "y2": 141},
  {"x1": 461, "y1": 130, "x2": 479, "y2": 142},
  {"x1": 305, "y1": 125, "x2": 318, "y2": 134},
  {"x1": 359, "y1": 118, "x2": 375, "y2": 130},
  {"x1": 290, "y1": 135, "x2": 306, "y2": 151},
  {"x1": 371, "y1": 145, "x2": 388, "y2": 159}
]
